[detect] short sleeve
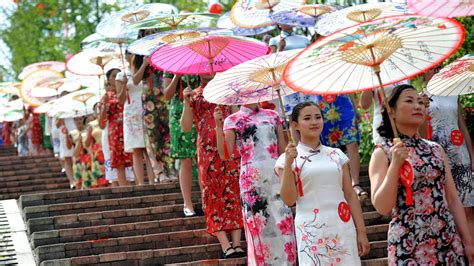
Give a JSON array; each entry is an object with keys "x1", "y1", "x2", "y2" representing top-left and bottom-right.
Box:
[
  {"x1": 268, "y1": 36, "x2": 279, "y2": 47},
  {"x1": 336, "y1": 148, "x2": 350, "y2": 166},
  {"x1": 223, "y1": 114, "x2": 237, "y2": 131},
  {"x1": 115, "y1": 71, "x2": 126, "y2": 81},
  {"x1": 274, "y1": 153, "x2": 287, "y2": 175},
  {"x1": 163, "y1": 72, "x2": 174, "y2": 79}
]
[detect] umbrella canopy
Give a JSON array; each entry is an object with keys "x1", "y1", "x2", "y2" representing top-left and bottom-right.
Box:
[
  {"x1": 270, "y1": 4, "x2": 337, "y2": 27},
  {"x1": 149, "y1": 35, "x2": 270, "y2": 75},
  {"x1": 96, "y1": 3, "x2": 178, "y2": 39},
  {"x1": 34, "y1": 99, "x2": 60, "y2": 114},
  {"x1": 217, "y1": 12, "x2": 276, "y2": 36},
  {"x1": 81, "y1": 33, "x2": 133, "y2": 51},
  {"x1": 127, "y1": 13, "x2": 219, "y2": 30},
  {"x1": 230, "y1": 0, "x2": 306, "y2": 28},
  {"x1": 18, "y1": 61, "x2": 65, "y2": 80},
  {"x1": 0, "y1": 99, "x2": 24, "y2": 115},
  {"x1": 66, "y1": 49, "x2": 120, "y2": 76},
  {"x1": 65, "y1": 71, "x2": 102, "y2": 90},
  {"x1": 0, "y1": 110, "x2": 23, "y2": 123},
  {"x1": 407, "y1": 0, "x2": 474, "y2": 18},
  {"x1": 20, "y1": 69, "x2": 64, "y2": 107},
  {"x1": 31, "y1": 78, "x2": 81, "y2": 98},
  {"x1": 315, "y1": 2, "x2": 412, "y2": 36},
  {"x1": 427, "y1": 54, "x2": 474, "y2": 96},
  {"x1": 0, "y1": 82, "x2": 21, "y2": 94},
  {"x1": 49, "y1": 88, "x2": 101, "y2": 118},
  {"x1": 127, "y1": 28, "x2": 233, "y2": 56},
  {"x1": 204, "y1": 49, "x2": 300, "y2": 106},
  {"x1": 284, "y1": 15, "x2": 465, "y2": 95}
]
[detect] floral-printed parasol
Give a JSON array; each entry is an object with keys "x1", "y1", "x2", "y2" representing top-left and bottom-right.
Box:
[
  {"x1": 217, "y1": 12, "x2": 275, "y2": 36},
  {"x1": 407, "y1": 0, "x2": 474, "y2": 18},
  {"x1": 270, "y1": 4, "x2": 337, "y2": 27},
  {"x1": 427, "y1": 54, "x2": 474, "y2": 96}
]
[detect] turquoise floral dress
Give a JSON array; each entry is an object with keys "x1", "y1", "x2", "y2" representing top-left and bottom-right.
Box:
[{"x1": 316, "y1": 95, "x2": 359, "y2": 148}]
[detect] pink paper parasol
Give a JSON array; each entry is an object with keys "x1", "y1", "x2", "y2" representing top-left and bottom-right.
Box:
[
  {"x1": 407, "y1": 0, "x2": 474, "y2": 18},
  {"x1": 149, "y1": 35, "x2": 270, "y2": 75},
  {"x1": 19, "y1": 61, "x2": 65, "y2": 80}
]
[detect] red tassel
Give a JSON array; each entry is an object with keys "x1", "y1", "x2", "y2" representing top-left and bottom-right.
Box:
[
  {"x1": 377, "y1": 90, "x2": 382, "y2": 106},
  {"x1": 179, "y1": 79, "x2": 183, "y2": 100},
  {"x1": 294, "y1": 166, "x2": 304, "y2": 197},
  {"x1": 405, "y1": 187, "x2": 413, "y2": 205},
  {"x1": 148, "y1": 69, "x2": 153, "y2": 90},
  {"x1": 427, "y1": 115, "x2": 432, "y2": 140}
]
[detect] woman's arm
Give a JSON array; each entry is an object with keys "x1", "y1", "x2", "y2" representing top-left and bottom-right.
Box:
[
  {"x1": 369, "y1": 142, "x2": 407, "y2": 216},
  {"x1": 458, "y1": 101, "x2": 474, "y2": 169},
  {"x1": 180, "y1": 87, "x2": 194, "y2": 133},
  {"x1": 163, "y1": 75, "x2": 181, "y2": 102},
  {"x1": 360, "y1": 91, "x2": 374, "y2": 110},
  {"x1": 276, "y1": 124, "x2": 287, "y2": 155},
  {"x1": 116, "y1": 77, "x2": 127, "y2": 104},
  {"x1": 342, "y1": 163, "x2": 370, "y2": 256},
  {"x1": 98, "y1": 95, "x2": 108, "y2": 129},
  {"x1": 132, "y1": 58, "x2": 148, "y2": 86},
  {"x1": 278, "y1": 143, "x2": 298, "y2": 206},
  {"x1": 84, "y1": 127, "x2": 93, "y2": 148}
]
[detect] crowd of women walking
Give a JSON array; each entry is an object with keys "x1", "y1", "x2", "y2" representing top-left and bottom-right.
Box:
[{"x1": 1, "y1": 2, "x2": 474, "y2": 265}]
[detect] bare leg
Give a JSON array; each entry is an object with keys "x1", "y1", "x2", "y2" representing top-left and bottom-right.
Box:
[
  {"x1": 144, "y1": 154, "x2": 155, "y2": 184},
  {"x1": 215, "y1": 231, "x2": 232, "y2": 252},
  {"x1": 63, "y1": 157, "x2": 74, "y2": 186},
  {"x1": 117, "y1": 165, "x2": 129, "y2": 187},
  {"x1": 465, "y1": 207, "x2": 474, "y2": 241},
  {"x1": 231, "y1": 229, "x2": 242, "y2": 248},
  {"x1": 346, "y1": 142, "x2": 361, "y2": 184},
  {"x1": 111, "y1": 181, "x2": 119, "y2": 187},
  {"x1": 179, "y1": 158, "x2": 194, "y2": 211},
  {"x1": 132, "y1": 148, "x2": 145, "y2": 185}
]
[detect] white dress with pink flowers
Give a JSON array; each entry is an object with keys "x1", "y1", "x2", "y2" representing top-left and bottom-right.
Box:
[
  {"x1": 275, "y1": 143, "x2": 360, "y2": 266},
  {"x1": 224, "y1": 106, "x2": 297, "y2": 266}
]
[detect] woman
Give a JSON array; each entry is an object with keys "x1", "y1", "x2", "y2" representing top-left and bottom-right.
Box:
[
  {"x1": 163, "y1": 73, "x2": 199, "y2": 217},
  {"x1": 116, "y1": 52, "x2": 147, "y2": 185},
  {"x1": 181, "y1": 75, "x2": 244, "y2": 258},
  {"x1": 57, "y1": 118, "x2": 75, "y2": 188},
  {"x1": 369, "y1": 85, "x2": 474, "y2": 264},
  {"x1": 99, "y1": 68, "x2": 134, "y2": 187},
  {"x1": 84, "y1": 118, "x2": 106, "y2": 188},
  {"x1": 276, "y1": 102, "x2": 370, "y2": 265},
  {"x1": 215, "y1": 104, "x2": 296, "y2": 265}
]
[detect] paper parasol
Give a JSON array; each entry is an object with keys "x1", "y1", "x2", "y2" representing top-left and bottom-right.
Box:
[
  {"x1": 127, "y1": 13, "x2": 219, "y2": 30},
  {"x1": 0, "y1": 82, "x2": 21, "y2": 94},
  {"x1": 19, "y1": 61, "x2": 65, "y2": 80},
  {"x1": 66, "y1": 49, "x2": 120, "y2": 76},
  {"x1": 20, "y1": 69, "x2": 64, "y2": 107},
  {"x1": 284, "y1": 15, "x2": 465, "y2": 137},
  {"x1": 218, "y1": 12, "x2": 275, "y2": 36},
  {"x1": 96, "y1": 3, "x2": 178, "y2": 39},
  {"x1": 150, "y1": 35, "x2": 270, "y2": 75},
  {"x1": 407, "y1": 0, "x2": 474, "y2": 18},
  {"x1": 315, "y1": 2, "x2": 412, "y2": 36},
  {"x1": 270, "y1": 4, "x2": 337, "y2": 27},
  {"x1": 127, "y1": 28, "x2": 233, "y2": 56},
  {"x1": 427, "y1": 54, "x2": 474, "y2": 96},
  {"x1": 230, "y1": 0, "x2": 306, "y2": 28}
]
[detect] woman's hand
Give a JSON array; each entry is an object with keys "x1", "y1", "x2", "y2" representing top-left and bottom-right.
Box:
[
  {"x1": 183, "y1": 87, "x2": 192, "y2": 103},
  {"x1": 285, "y1": 142, "x2": 297, "y2": 163},
  {"x1": 214, "y1": 108, "x2": 223, "y2": 128},
  {"x1": 390, "y1": 141, "x2": 408, "y2": 168},
  {"x1": 143, "y1": 56, "x2": 149, "y2": 67},
  {"x1": 465, "y1": 243, "x2": 474, "y2": 265},
  {"x1": 357, "y1": 232, "x2": 370, "y2": 257}
]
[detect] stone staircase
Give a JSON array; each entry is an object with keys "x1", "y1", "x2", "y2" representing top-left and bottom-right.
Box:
[
  {"x1": 0, "y1": 145, "x2": 70, "y2": 201},
  {"x1": 0, "y1": 144, "x2": 390, "y2": 265}
]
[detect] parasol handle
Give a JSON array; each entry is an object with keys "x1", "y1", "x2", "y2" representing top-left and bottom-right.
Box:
[
  {"x1": 118, "y1": 42, "x2": 130, "y2": 104},
  {"x1": 275, "y1": 84, "x2": 293, "y2": 143},
  {"x1": 368, "y1": 46, "x2": 398, "y2": 139}
]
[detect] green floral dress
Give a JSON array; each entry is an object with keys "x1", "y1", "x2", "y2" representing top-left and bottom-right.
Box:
[{"x1": 142, "y1": 71, "x2": 174, "y2": 180}]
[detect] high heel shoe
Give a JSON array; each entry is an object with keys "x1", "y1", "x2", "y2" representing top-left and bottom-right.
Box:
[{"x1": 183, "y1": 207, "x2": 196, "y2": 217}]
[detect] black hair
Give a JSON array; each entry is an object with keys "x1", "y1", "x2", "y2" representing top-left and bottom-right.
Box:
[
  {"x1": 291, "y1": 101, "x2": 321, "y2": 123},
  {"x1": 106, "y1": 68, "x2": 120, "y2": 82},
  {"x1": 377, "y1": 84, "x2": 417, "y2": 139}
]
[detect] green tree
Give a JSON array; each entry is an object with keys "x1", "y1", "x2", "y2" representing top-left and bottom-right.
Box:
[{"x1": 0, "y1": 0, "x2": 118, "y2": 79}]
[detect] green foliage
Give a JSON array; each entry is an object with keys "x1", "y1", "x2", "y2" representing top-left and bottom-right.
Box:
[{"x1": 0, "y1": 0, "x2": 118, "y2": 79}]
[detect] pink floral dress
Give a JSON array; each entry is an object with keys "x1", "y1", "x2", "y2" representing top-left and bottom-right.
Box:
[
  {"x1": 224, "y1": 106, "x2": 296, "y2": 265},
  {"x1": 379, "y1": 135, "x2": 467, "y2": 265},
  {"x1": 275, "y1": 143, "x2": 360, "y2": 265}
]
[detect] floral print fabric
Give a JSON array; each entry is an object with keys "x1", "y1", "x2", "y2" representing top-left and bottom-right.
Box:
[
  {"x1": 275, "y1": 143, "x2": 360, "y2": 265},
  {"x1": 224, "y1": 106, "x2": 296, "y2": 265},
  {"x1": 316, "y1": 95, "x2": 359, "y2": 148},
  {"x1": 190, "y1": 85, "x2": 243, "y2": 235},
  {"x1": 379, "y1": 135, "x2": 467, "y2": 265}
]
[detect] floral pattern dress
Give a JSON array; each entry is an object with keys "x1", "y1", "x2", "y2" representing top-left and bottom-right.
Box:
[
  {"x1": 106, "y1": 91, "x2": 133, "y2": 168},
  {"x1": 142, "y1": 71, "x2": 174, "y2": 180},
  {"x1": 224, "y1": 106, "x2": 296, "y2": 265},
  {"x1": 190, "y1": 85, "x2": 243, "y2": 235},
  {"x1": 316, "y1": 95, "x2": 359, "y2": 148},
  {"x1": 378, "y1": 135, "x2": 467, "y2": 265},
  {"x1": 275, "y1": 143, "x2": 360, "y2": 265}
]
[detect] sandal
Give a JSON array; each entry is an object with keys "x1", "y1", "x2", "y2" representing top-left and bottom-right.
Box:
[
  {"x1": 232, "y1": 245, "x2": 246, "y2": 257},
  {"x1": 222, "y1": 247, "x2": 238, "y2": 259},
  {"x1": 353, "y1": 184, "x2": 369, "y2": 200}
]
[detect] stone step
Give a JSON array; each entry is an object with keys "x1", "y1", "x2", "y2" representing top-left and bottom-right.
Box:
[
  {"x1": 23, "y1": 191, "x2": 203, "y2": 220},
  {"x1": 30, "y1": 211, "x2": 387, "y2": 249},
  {"x1": 27, "y1": 203, "x2": 203, "y2": 234},
  {"x1": 20, "y1": 183, "x2": 197, "y2": 208},
  {"x1": 0, "y1": 155, "x2": 57, "y2": 165},
  {"x1": 0, "y1": 183, "x2": 70, "y2": 201},
  {"x1": 362, "y1": 258, "x2": 388, "y2": 266},
  {"x1": 166, "y1": 258, "x2": 246, "y2": 266},
  {"x1": 3, "y1": 176, "x2": 68, "y2": 189},
  {"x1": 0, "y1": 172, "x2": 66, "y2": 183},
  {"x1": 0, "y1": 166, "x2": 63, "y2": 177},
  {"x1": 0, "y1": 161, "x2": 61, "y2": 171}
]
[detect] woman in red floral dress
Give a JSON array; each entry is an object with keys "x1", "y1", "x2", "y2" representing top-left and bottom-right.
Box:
[
  {"x1": 99, "y1": 68, "x2": 133, "y2": 187},
  {"x1": 181, "y1": 74, "x2": 244, "y2": 259}
]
